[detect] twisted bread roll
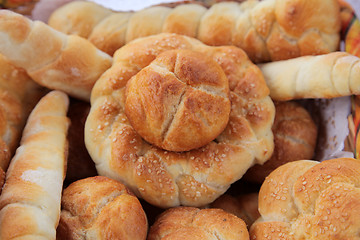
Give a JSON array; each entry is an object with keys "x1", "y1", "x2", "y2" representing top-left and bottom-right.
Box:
[
  {"x1": 250, "y1": 158, "x2": 360, "y2": 239},
  {"x1": 148, "y1": 207, "x2": 249, "y2": 240},
  {"x1": 259, "y1": 51, "x2": 360, "y2": 101},
  {"x1": 0, "y1": 54, "x2": 44, "y2": 177},
  {"x1": 85, "y1": 33, "x2": 275, "y2": 208},
  {"x1": 244, "y1": 101, "x2": 318, "y2": 183},
  {"x1": 48, "y1": 0, "x2": 341, "y2": 63},
  {"x1": 0, "y1": 10, "x2": 112, "y2": 101},
  {"x1": 0, "y1": 91, "x2": 70, "y2": 240},
  {"x1": 57, "y1": 176, "x2": 148, "y2": 240}
]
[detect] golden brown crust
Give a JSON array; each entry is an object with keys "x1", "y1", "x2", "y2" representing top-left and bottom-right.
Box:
[
  {"x1": 0, "y1": 90, "x2": 70, "y2": 240},
  {"x1": 57, "y1": 176, "x2": 148, "y2": 240},
  {"x1": 0, "y1": 10, "x2": 112, "y2": 101},
  {"x1": 125, "y1": 49, "x2": 231, "y2": 151},
  {"x1": 250, "y1": 158, "x2": 360, "y2": 239},
  {"x1": 85, "y1": 33, "x2": 275, "y2": 208},
  {"x1": 48, "y1": 0, "x2": 341, "y2": 63},
  {"x1": 244, "y1": 101, "x2": 317, "y2": 183},
  {"x1": 148, "y1": 207, "x2": 249, "y2": 240}
]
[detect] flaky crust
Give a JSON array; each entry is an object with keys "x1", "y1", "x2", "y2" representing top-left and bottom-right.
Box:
[
  {"x1": 259, "y1": 51, "x2": 360, "y2": 100},
  {"x1": 85, "y1": 33, "x2": 275, "y2": 208},
  {"x1": 48, "y1": 0, "x2": 341, "y2": 63},
  {"x1": 250, "y1": 158, "x2": 360, "y2": 240},
  {"x1": 0, "y1": 91, "x2": 70, "y2": 240},
  {"x1": 244, "y1": 101, "x2": 317, "y2": 183},
  {"x1": 148, "y1": 207, "x2": 249, "y2": 240},
  {"x1": 0, "y1": 10, "x2": 112, "y2": 101},
  {"x1": 57, "y1": 176, "x2": 148, "y2": 240}
]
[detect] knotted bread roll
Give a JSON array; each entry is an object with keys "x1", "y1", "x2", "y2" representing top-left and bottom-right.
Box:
[
  {"x1": 57, "y1": 176, "x2": 148, "y2": 240},
  {"x1": 85, "y1": 33, "x2": 275, "y2": 208},
  {"x1": 48, "y1": 0, "x2": 341, "y2": 63},
  {"x1": 148, "y1": 207, "x2": 249, "y2": 240},
  {"x1": 0, "y1": 10, "x2": 112, "y2": 101},
  {"x1": 244, "y1": 101, "x2": 318, "y2": 183},
  {"x1": 250, "y1": 158, "x2": 360, "y2": 239},
  {"x1": 0, "y1": 90, "x2": 70, "y2": 240},
  {"x1": 259, "y1": 51, "x2": 360, "y2": 100}
]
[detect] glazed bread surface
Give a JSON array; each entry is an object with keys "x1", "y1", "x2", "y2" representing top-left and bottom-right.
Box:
[
  {"x1": 48, "y1": 0, "x2": 341, "y2": 62},
  {"x1": 0, "y1": 90, "x2": 70, "y2": 240}
]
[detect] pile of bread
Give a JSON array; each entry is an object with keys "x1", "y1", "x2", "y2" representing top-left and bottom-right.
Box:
[{"x1": 0, "y1": 0, "x2": 358, "y2": 239}]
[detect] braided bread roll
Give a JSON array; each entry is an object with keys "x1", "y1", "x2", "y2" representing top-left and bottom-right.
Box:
[
  {"x1": 250, "y1": 158, "x2": 360, "y2": 239},
  {"x1": 85, "y1": 33, "x2": 275, "y2": 208},
  {"x1": 48, "y1": 0, "x2": 341, "y2": 63},
  {"x1": 259, "y1": 51, "x2": 360, "y2": 101},
  {"x1": 0, "y1": 91, "x2": 70, "y2": 240},
  {"x1": 0, "y1": 10, "x2": 112, "y2": 101},
  {"x1": 0, "y1": 54, "x2": 44, "y2": 177}
]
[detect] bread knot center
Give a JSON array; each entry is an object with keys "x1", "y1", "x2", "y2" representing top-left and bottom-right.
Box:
[{"x1": 125, "y1": 49, "x2": 231, "y2": 152}]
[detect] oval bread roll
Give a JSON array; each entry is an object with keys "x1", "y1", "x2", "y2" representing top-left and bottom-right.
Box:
[{"x1": 57, "y1": 176, "x2": 148, "y2": 240}]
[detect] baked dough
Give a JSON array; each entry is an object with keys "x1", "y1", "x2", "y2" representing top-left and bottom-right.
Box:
[
  {"x1": 0, "y1": 90, "x2": 70, "y2": 240},
  {"x1": 48, "y1": 0, "x2": 341, "y2": 62},
  {"x1": 0, "y1": 10, "x2": 112, "y2": 101},
  {"x1": 85, "y1": 33, "x2": 275, "y2": 208},
  {"x1": 250, "y1": 158, "x2": 360, "y2": 239}
]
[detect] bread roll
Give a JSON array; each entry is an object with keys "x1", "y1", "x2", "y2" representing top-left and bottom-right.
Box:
[
  {"x1": 0, "y1": 9, "x2": 112, "y2": 101},
  {"x1": 85, "y1": 33, "x2": 275, "y2": 208},
  {"x1": 0, "y1": 54, "x2": 44, "y2": 176},
  {"x1": 210, "y1": 193, "x2": 260, "y2": 228},
  {"x1": 148, "y1": 206, "x2": 249, "y2": 240},
  {"x1": 48, "y1": 0, "x2": 341, "y2": 62},
  {"x1": 0, "y1": 90, "x2": 70, "y2": 240},
  {"x1": 259, "y1": 51, "x2": 360, "y2": 100},
  {"x1": 250, "y1": 158, "x2": 360, "y2": 239},
  {"x1": 57, "y1": 176, "x2": 148, "y2": 240},
  {"x1": 244, "y1": 101, "x2": 318, "y2": 183},
  {"x1": 125, "y1": 49, "x2": 231, "y2": 152}
]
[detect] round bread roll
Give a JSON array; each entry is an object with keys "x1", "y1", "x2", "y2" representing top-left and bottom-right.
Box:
[
  {"x1": 250, "y1": 158, "x2": 360, "y2": 239},
  {"x1": 85, "y1": 33, "x2": 275, "y2": 208},
  {"x1": 148, "y1": 206, "x2": 249, "y2": 240},
  {"x1": 57, "y1": 176, "x2": 148, "y2": 240},
  {"x1": 125, "y1": 49, "x2": 231, "y2": 152},
  {"x1": 244, "y1": 101, "x2": 317, "y2": 183},
  {"x1": 210, "y1": 193, "x2": 260, "y2": 228}
]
